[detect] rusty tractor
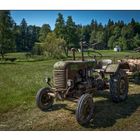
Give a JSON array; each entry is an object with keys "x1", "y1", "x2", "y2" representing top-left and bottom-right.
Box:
[{"x1": 36, "y1": 42, "x2": 129, "y2": 126}]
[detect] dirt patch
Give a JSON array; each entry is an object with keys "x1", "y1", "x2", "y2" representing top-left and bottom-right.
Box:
[{"x1": 0, "y1": 84, "x2": 140, "y2": 131}]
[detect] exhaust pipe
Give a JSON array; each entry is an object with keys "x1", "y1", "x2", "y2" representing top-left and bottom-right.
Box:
[{"x1": 71, "y1": 48, "x2": 76, "y2": 60}]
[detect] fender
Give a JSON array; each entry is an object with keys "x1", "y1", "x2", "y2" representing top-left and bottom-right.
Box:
[{"x1": 105, "y1": 62, "x2": 130, "y2": 74}]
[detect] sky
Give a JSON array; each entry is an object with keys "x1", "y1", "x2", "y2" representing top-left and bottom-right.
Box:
[{"x1": 11, "y1": 10, "x2": 140, "y2": 30}]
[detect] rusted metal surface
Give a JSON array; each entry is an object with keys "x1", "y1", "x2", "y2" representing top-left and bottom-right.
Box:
[
  {"x1": 54, "y1": 60, "x2": 96, "y2": 70},
  {"x1": 105, "y1": 64, "x2": 119, "y2": 74},
  {"x1": 53, "y1": 60, "x2": 96, "y2": 90},
  {"x1": 53, "y1": 70, "x2": 66, "y2": 89}
]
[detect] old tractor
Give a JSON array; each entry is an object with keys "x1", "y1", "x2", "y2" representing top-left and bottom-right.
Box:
[{"x1": 36, "y1": 43, "x2": 129, "y2": 126}]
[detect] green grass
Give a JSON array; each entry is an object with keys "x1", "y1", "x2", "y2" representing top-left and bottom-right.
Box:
[
  {"x1": 4, "y1": 52, "x2": 51, "y2": 62},
  {"x1": 69, "y1": 50, "x2": 140, "y2": 62},
  {"x1": 0, "y1": 51, "x2": 140, "y2": 130},
  {"x1": 0, "y1": 60, "x2": 57, "y2": 113},
  {"x1": 2, "y1": 50, "x2": 140, "y2": 62}
]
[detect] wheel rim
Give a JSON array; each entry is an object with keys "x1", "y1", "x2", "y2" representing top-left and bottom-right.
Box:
[
  {"x1": 41, "y1": 93, "x2": 52, "y2": 106},
  {"x1": 81, "y1": 99, "x2": 93, "y2": 121},
  {"x1": 120, "y1": 78, "x2": 126, "y2": 95}
]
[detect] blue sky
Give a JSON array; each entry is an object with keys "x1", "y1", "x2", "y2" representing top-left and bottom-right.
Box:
[{"x1": 11, "y1": 10, "x2": 140, "y2": 30}]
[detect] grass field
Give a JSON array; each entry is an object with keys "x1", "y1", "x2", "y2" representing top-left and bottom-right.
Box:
[{"x1": 0, "y1": 51, "x2": 140, "y2": 130}]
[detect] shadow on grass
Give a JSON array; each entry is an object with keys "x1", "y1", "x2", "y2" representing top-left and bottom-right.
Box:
[
  {"x1": 39, "y1": 91, "x2": 140, "y2": 129},
  {"x1": 89, "y1": 92, "x2": 140, "y2": 129},
  {"x1": 94, "y1": 90, "x2": 110, "y2": 99},
  {"x1": 0, "y1": 62, "x2": 17, "y2": 65},
  {"x1": 64, "y1": 107, "x2": 75, "y2": 114},
  {"x1": 43, "y1": 103, "x2": 67, "y2": 112},
  {"x1": 0, "y1": 58, "x2": 55, "y2": 64}
]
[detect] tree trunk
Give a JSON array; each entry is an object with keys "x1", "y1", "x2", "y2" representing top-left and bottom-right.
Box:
[
  {"x1": 1, "y1": 53, "x2": 4, "y2": 59},
  {"x1": 0, "y1": 49, "x2": 5, "y2": 59}
]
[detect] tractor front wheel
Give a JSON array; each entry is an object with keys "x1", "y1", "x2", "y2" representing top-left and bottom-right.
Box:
[
  {"x1": 76, "y1": 94, "x2": 94, "y2": 126},
  {"x1": 36, "y1": 87, "x2": 54, "y2": 111}
]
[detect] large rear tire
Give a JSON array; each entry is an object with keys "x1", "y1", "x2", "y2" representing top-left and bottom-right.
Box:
[
  {"x1": 110, "y1": 69, "x2": 128, "y2": 103},
  {"x1": 36, "y1": 87, "x2": 54, "y2": 111},
  {"x1": 76, "y1": 94, "x2": 94, "y2": 126}
]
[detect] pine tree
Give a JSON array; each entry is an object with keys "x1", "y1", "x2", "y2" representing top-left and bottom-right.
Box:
[
  {"x1": 19, "y1": 18, "x2": 28, "y2": 51},
  {"x1": 65, "y1": 16, "x2": 79, "y2": 56},
  {"x1": 39, "y1": 24, "x2": 51, "y2": 41},
  {"x1": 54, "y1": 13, "x2": 65, "y2": 39},
  {"x1": 81, "y1": 25, "x2": 91, "y2": 43},
  {"x1": 0, "y1": 10, "x2": 14, "y2": 58}
]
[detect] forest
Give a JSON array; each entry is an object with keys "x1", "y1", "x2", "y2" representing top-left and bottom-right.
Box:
[{"x1": 1, "y1": 10, "x2": 140, "y2": 58}]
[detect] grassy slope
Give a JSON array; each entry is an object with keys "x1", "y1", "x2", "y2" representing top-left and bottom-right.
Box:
[
  {"x1": 0, "y1": 60, "x2": 56, "y2": 113},
  {"x1": 0, "y1": 51, "x2": 140, "y2": 130}
]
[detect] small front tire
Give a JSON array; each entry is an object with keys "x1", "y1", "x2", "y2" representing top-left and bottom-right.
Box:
[
  {"x1": 76, "y1": 94, "x2": 94, "y2": 126},
  {"x1": 36, "y1": 87, "x2": 54, "y2": 111}
]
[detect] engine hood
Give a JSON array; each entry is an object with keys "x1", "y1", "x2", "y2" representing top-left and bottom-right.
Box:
[{"x1": 53, "y1": 60, "x2": 96, "y2": 70}]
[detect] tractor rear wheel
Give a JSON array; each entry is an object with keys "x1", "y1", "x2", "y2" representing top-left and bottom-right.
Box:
[
  {"x1": 76, "y1": 94, "x2": 94, "y2": 126},
  {"x1": 110, "y1": 69, "x2": 128, "y2": 103},
  {"x1": 36, "y1": 87, "x2": 54, "y2": 111}
]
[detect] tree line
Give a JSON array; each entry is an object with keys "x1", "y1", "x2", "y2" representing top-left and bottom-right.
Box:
[{"x1": 0, "y1": 11, "x2": 140, "y2": 58}]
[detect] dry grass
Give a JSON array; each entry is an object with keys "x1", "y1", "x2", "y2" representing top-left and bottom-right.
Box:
[
  {"x1": 0, "y1": 82, "x2": 140, "y2": 130},
  {"x1": 0, "y1": 52, "x2": 140, "y2": 130}
]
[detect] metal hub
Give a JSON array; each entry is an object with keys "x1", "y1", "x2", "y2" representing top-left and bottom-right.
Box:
[{"x1": 41, "y1": 94, "x2": 52, "y2": 106}]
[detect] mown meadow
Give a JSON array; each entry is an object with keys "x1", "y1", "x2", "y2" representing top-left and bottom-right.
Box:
[{"x1": 0, "y1": 51, "x2": 140, "y2": 130}]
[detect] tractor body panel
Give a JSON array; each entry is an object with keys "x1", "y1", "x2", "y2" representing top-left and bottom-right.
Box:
[
  {"x1": 105, "y1": 62, "x2": 130, "y2": 74},
  {"x1": 105, "y1": 64, "x2": 119, "y2": 74},
  {"x1": 53, "y1": 60, "x2": 96, "y2": 90}
]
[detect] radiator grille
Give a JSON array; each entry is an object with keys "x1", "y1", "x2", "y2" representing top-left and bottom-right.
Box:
[{"x1": 53, "y1": 70, "x2": 66, "y2": 89}]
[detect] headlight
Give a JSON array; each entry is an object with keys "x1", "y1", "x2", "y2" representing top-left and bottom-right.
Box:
[
  {"x1": 67, "y1": 79, "x2": 73, "y2": 87},
  {"x1": 45, "y1": 77, "x2": 50, "y2": 83}
]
